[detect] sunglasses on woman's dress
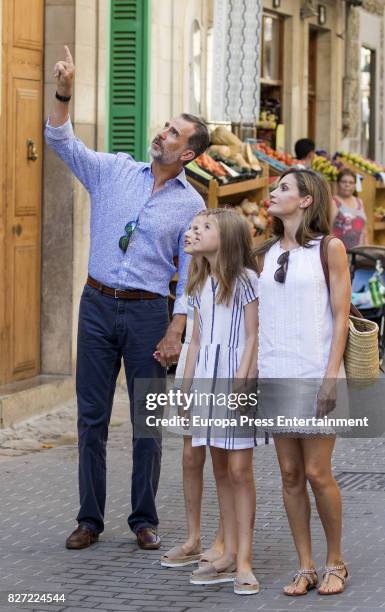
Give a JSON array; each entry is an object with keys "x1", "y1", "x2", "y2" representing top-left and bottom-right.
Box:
[{"x1": 274, "y1": 251, "x2": 290, "y2": 283}]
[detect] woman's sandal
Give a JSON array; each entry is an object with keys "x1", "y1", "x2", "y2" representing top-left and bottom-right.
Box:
[
  {"x1": 318, "y1": 563, "x2": 349, "y2": 595},
  {"x1": 283, "y1": 568, "x2": 318, "y2": 596},
  {"x1": 233, "y1": 571, "x2": 260, "y2": 595},
  {"x1": 160, "y1": 544, "x2": 202, "y2": 567}
]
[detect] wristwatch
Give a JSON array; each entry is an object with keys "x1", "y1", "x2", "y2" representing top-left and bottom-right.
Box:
[{"x1": 55, "y1": 91, "x2": 72, "y2": 102}]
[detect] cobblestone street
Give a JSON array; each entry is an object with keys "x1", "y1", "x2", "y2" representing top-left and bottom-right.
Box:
[{"x1": 0, "y1": 389, "x2": 385, "y2": 612}]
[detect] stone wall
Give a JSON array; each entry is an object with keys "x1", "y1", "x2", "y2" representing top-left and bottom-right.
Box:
[{"x1": 42, "y1": 0, "x2": 108, "y2": 375}]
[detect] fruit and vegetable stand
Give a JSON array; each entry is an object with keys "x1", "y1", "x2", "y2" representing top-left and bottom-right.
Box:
[
  {"x1": 185, "y1": 126, "x2": 271, "y2": 244},
  {"x1": 185, "y1": 119, "x2": 385, "y2": 248},
  {"x1": 186, "y1": 166, "x2": 269, "y2": 209}
]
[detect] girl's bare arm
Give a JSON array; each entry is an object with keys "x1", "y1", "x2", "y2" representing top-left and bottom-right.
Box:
[
  {"x1": 235, "y1": 300, "x2": 259, "y2": 380},
  {"x1": 181, "y1": 307, "x2": 200, "y2": 393}
]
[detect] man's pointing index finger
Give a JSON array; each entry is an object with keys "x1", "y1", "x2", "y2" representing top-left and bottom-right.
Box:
[{"x1": 64, "y1": 45, "x2": 73, "y2": 65}]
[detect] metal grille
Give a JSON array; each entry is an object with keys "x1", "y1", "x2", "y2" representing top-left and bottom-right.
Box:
[{"x1": 335, "y1": 472, "x2": 385, "y2": 491}]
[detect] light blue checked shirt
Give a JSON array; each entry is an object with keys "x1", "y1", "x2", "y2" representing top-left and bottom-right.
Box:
[{"x1": 45, "y1": 118, "x2": 205, "y2": 315}]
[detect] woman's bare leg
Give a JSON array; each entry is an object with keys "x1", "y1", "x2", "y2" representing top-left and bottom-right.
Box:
[
  {"x1": 274, "y1": 437, "x2": 315, "y2": 595},
  {"x1": 302, "y1": 437, "x2": 347, "y2": 593}
]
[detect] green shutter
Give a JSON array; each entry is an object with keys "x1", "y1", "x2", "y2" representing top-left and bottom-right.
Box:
[{"x1": 108, "y1": 0, "x2": 149, "y2": 160}]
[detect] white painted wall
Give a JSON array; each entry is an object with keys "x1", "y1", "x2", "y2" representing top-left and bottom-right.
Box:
[
  {"x1": 359, "y1": 9, "x2": 383, "y2": 162},
  {"x1": 149, "y1": 0, "x2": 210, "y2": 141}
]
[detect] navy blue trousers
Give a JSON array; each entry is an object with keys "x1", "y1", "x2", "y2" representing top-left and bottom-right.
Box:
[{"x1": 75, "y1": 284, "x2": 169, "y2": 534}]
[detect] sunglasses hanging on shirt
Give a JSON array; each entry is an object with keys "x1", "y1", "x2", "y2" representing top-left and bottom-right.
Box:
[
  {"x1": 274, "y1": 251, "x2": 290, "y2": 284},
  {"x1": 119, "y1": 220, "x2": 138, "y2": 253}
]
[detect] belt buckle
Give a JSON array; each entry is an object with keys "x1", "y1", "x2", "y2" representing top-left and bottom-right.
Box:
[{"x1": 114, "y1": 288, "x2": 119, "y2": 299}]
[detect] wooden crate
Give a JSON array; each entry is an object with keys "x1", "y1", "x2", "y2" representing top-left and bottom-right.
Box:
[{"x1": 186, "y1": 163, "x2": 269, "y2": 209}]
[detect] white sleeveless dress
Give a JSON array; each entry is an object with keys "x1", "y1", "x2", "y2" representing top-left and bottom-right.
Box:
[{"x1": 258, "y1": 239, "x2": 348, "y2": 435}]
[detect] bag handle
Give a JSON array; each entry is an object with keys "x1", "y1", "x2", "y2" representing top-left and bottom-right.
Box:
[{"x1": 320, "y1": 235, "x2": 363, "y2": 319}]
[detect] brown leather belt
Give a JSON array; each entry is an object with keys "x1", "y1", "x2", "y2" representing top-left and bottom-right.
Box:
[{"x1": 87, "y1": 275, "x2": 162, "y2": 300}]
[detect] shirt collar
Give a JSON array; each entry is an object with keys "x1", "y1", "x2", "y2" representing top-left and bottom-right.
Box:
[{"x1": 141, "y1": 163, "x2": 188, "y2": 189}]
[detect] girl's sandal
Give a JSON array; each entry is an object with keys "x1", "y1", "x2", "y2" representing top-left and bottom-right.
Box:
[
  {"x1": 318, "y1": 563, "x2": 349, "y2": 595},
  {"x1": 198, "y1": 548, "x2": 223, "y2": 566},
  {"x1": 190, "y1": 561, "x2": 236, "y2": 585},
  {"x1": 160, "y1": 544, "x2": 202, "y2": 567},
  {"x1": 283, "y1": 568, "x2": 318, "y2": 596},
  {"x1": 233, "y1": 571, "x2": 260, "y2": 595}
]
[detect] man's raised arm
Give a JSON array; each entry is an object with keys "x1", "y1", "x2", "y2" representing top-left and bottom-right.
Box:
[
  {"x1": 50, "y1": 45, "x2": 74, "y2": 127},
  {"x1": 45, "y1": 46, "x2": 120, "y2": 192}
]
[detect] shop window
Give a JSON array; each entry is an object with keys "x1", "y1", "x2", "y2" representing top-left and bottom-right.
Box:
[
  {"x1": 259, "y1": 13, "x2": 283, "y2": 147},
  {"x1": 189, "y1": 20, "x2": 202, "y2": 115},
  {"x1": 360, "y1": 46, "x2": 376, "y2": 159},
  {"x1": 261, "y1": 14, "x2": 282, "y2": 82}
]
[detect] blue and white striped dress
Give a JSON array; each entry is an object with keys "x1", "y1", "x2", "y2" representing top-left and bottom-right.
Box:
[{"x1": 191, "y1": 269, "x2": 259, "y2": 449}]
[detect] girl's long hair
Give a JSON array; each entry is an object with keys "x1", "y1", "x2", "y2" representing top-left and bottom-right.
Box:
[
  {"x1": 186, "y1": 208, "x2": 257, "y2": 305},
  {"x1": 254, "y1": 168, "x2": 331, "y2": 256}
]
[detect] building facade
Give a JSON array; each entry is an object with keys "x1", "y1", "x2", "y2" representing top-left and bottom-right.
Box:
[{"x1": 0, "y1": 0, "x2": 384, "y2": 408}]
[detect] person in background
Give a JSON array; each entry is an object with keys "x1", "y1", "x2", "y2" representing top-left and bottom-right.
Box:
[
  {"x1": 330, "y1": 168, "x2": 367, "y2": 250},
  {"x1": 294, "y1": 138, "x2": 315, "y2": 169}
]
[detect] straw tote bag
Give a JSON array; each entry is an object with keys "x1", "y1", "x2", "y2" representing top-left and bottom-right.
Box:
[{"x1": 320, "y1": 235, "x2": 380, "y2": 379}]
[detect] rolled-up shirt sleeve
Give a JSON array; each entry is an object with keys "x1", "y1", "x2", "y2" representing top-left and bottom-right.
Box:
[{"x1": 45, "y1": 116, "x2": 120, "y2": 193}]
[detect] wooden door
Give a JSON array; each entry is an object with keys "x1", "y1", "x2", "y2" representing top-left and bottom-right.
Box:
[{"x1": 1, "y1": 0, "x2": 43, "y2": 383}]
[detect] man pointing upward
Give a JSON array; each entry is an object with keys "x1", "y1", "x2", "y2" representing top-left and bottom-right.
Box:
[{"x1": 46, "y1": 46, "x2": 207, "y2": 551}]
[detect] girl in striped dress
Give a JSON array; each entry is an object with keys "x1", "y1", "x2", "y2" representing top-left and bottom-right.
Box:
[
  {"x1": 183, "y1": 209, "x2": 260, "y2": 595},
  {"x1": 160, "y1": 219, "x2": 224, "y2": 569}
]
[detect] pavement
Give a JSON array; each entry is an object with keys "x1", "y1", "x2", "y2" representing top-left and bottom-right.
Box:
[{"x1": 0, "y1": 388, "x2": 385, "y2": 612}]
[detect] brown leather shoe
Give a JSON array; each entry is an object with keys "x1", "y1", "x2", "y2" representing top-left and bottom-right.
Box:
[
  {"x1": 136, "y1": 527, "x2": 161, "y2": 550},
  {"x1": 65, "y1": 525, "x2": 99, "y2": 550}
]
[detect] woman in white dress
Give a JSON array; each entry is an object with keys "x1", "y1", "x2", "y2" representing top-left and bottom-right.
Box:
[
  {"x1": 255, "y1": 168, "x2": 351, "y2": 596},
  {"x1": 182, "y1": 209, "x2": 260, "y2": 595}
]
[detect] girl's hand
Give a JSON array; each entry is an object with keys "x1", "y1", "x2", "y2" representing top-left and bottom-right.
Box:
[{"x1": 232, "y1": 374, "x2": 257, "y2": 414}]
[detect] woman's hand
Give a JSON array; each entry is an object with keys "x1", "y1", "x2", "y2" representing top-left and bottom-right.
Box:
[{"x1": 316, "y1": 378, "x2": 337, "y2": 417}]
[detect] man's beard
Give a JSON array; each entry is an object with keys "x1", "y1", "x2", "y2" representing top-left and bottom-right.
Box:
[{"x1": 149, "y1": 143, "x2": 180, "y2": 165}]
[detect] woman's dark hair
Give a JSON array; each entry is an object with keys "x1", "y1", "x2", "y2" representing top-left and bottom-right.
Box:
[{"x1": 254, "y1": 168, "x2": 331, "y2": 256}]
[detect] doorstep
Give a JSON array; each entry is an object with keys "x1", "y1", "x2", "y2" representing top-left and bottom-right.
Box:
[{"x1": 0, "y1": 375, "x2": 75, "y2": 429}]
